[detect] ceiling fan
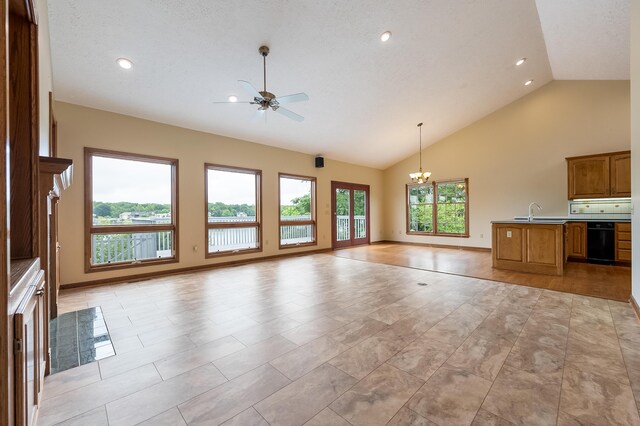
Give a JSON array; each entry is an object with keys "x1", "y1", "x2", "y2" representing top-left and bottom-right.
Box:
[{"x1": 215, "y1": 45, "x2": 309, "y2": 122}]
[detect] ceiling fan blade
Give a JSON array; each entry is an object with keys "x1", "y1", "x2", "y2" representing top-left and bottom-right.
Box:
[
  {"x1": 275, "y1": 92, "x2": 309, "y2": 105},
  {"x1": 212, "y1": 101, "x2": 254, "y2": 104},
  {"x1": 275, "y1": 107, "x2": 304, "y2": 122},
  {"x1": 251, "y1": 108, "x2": 266, "y2": 123},
  {"x1": 238, "y1": 80, "x2": 263, "y2": 100}
]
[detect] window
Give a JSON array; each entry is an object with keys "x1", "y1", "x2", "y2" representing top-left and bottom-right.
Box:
[
  {"x1": 407, "y1": 178, "x2": 469, "y2": 237},
  {"x1": 206, "y1": 164, "x2": 261, "y2": 256},
  {"x1": 85, "y1": 148, "x2": 178, "y2": 271},
  {"x1": 279, "y1": 174, "x2": 316, "y2": 248}
]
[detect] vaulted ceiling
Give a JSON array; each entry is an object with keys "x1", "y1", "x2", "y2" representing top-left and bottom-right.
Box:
[{"x1": 47, "y1": 0, "x2": 630, "y2": 169}]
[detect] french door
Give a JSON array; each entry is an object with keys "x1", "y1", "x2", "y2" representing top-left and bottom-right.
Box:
[{"x1": 331, "y1": 181, "x2": 370, "y2": 249}]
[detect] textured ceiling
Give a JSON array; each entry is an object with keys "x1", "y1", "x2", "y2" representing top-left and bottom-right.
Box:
[
  {"x1": 47, "y1": 0, "x2": 627, "y2": 169},
  {"x1": 536, "y1": 0, "x2": 630, "y2": 80}
]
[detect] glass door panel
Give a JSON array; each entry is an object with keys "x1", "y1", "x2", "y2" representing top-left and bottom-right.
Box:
[
  {"x1": 353, "y1": 189, "x2": 367, "y2": 242},
  {"x1": 335, "y1": 188, "x2": 351, "y2": 242},
  {"x1": 332, "y1": 182, "x2": 370, "y2": 249}
]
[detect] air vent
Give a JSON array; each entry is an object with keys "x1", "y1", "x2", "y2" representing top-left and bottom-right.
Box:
[{"x1": 417, "y1": 282, "x2": 428, "y2": 286}]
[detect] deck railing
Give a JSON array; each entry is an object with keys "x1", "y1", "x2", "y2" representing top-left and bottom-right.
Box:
[
  {"x1": 91, "y1": 231, "x2": 172, "y2": 265},
  {"x1": 92, "y1": 215, "x2": 368, "y2": 262},
  {"x1": 337, "y1": 215, "x2": 366, "y2": 240}
]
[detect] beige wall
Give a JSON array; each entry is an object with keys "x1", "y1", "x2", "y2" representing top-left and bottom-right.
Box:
[
  {"x1": 56, "y1": 102, "x2": 384, "y2": 285},
  {"x1": 632, "y1": 1, "x2": 640, "y2": 302},
  {"x1": 38, "y1": 0, "x2": 53, "y2": 156},
  {"x1": 382, "y1": 80, "x2": 630, "y2": 248}
]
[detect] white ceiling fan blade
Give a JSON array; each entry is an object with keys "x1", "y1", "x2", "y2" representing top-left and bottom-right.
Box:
[
  {"x1": 275, "y1": 92, "x2": 309, "y2": 105},
  {"x1": 275, "y1": 107, "x2": 304, "y2": 122},
  {"x1": 212, "y1": 101, "x2": 253, "y2": 104},
  {"x1": 251, "y1": 108, "x2": 266, "y2": 123},
  {"x1": 238, "y1": 80, "x2": 263, "y2": 100}
]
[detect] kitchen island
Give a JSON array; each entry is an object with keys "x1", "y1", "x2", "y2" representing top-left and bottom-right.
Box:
[{"x1": 492, "y1": 220, "x2": 566, "y2": 276}]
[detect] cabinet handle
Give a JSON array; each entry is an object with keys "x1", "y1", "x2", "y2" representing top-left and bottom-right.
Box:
[{"x1": 35, "y1": 289, "x2": 44, "y2": 296}]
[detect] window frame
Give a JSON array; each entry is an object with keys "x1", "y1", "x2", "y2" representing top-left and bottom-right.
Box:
[
  {"x1": 204, "y1": 163, "x2": 262, "y2": 258},
  {"x1": 278, "y1": 173, "x2": 317, "y2": 249},
  {"x1": 406, "y1": 178, "x2": 469, "y2": 238},
  {"x1": 84, "y1": 147, "x2": 179, "y2": 273}
]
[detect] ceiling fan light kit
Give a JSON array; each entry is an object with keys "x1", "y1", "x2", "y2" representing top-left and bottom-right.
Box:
[
  {"x1": 215, "y1": 45, "x2": 309, "y2": 122},
  {"x1": 409, "y1": 122, "x2": 432, "y2": 184}
]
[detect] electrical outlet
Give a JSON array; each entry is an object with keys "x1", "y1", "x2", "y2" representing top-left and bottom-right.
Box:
[
  {"x1": 193, "y1": 245, "x2": 198, "y2": 252},
  {"x1": 507, "y1": 231, "x2": 512, "y2": 238},
  {"x1": 480, "y1": 233, "x2": 484, "y2": 239}
]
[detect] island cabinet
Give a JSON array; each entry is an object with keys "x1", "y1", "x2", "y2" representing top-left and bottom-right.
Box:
[
  {"x1": 492, "y1": 222, "x2": 565, "y2": 276},
  {"x1": 567, "y1": 151, "x2": 631, "y2": 199},
  {"x1": 566, "y1": 222, "x2": 587, "y2": 259}
]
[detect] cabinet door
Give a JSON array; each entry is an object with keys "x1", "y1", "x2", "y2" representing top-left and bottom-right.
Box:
[
  {"x1": 611, "y1": 153, "x2": 631, "y2": 197},
  {"x1": 14, "y1": 272, "x2": 45, "y2": 426},
  {"x1": 567, "y1": 222, "x2": 587, "y2": 259},
  {"x1": 567, "y1": 156, "x2": 610, "y2": 199}
]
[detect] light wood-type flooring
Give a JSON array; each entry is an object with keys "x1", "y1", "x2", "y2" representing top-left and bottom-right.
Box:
[
  {"x1": 42, "y1": 254, "x2": 640, "y2": 425},
  {"x1": 333, "y1": 243, "x2": 632, "y2": 302}
]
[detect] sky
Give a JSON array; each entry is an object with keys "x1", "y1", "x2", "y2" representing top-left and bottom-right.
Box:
[
  {"x1": 93, "y1": 156, "x2": 172, "y2": 204},
  {"x1": 92, "y1": 156, "x2": 311, "y2": 206},
  {"x1": 206, "y1": 171, "x2": 310, "y2": 205}
]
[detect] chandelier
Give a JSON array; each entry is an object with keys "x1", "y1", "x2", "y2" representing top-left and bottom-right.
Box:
[{"x1": 409, "y1": 122, "x2": 432, "y2": 184}]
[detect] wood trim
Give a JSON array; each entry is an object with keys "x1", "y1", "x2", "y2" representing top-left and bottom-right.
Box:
[
  {"x1": 48, "y1": 91, "x2": 55, "y2": 157},
  {"x1": 331, "y1": 181, "x2": 371, "y2": 249},
  {"x1": 61, "y1": 247, "x2": 332, "y2": 289},
  {"x1": 631, "y1": 296, "x2": 640, "y2": 321},
  {"x1": 406, "y1": 178, "x2": 470, "y2": 237},
  {"x1": 85, "y1": 257, "x2": 179, "y2": 273},
  {"x1": 1, "y1": 0, "x2": 10, "y2": 422},
  {"x1": 89, "y1": 224, "x2": 175, "y2": 233},
  {"x1": 375, "y1": 240, "x2": 491, "y2": 252},
  {"x1": 204, "y1": 163, "x2": 263, "y2": 258},
  {"x1": 278, "y1": 172, "x2": 317, "y2": 250},
  {"x1": 206, "y1": 222, "x2": 260, "y2": 229},
  {"x1": 84, "y1": 147, "x2": 179, "y2": 272},
  {"x1": 565, "y1": 150, "x2": 631, "y2": 161},
  {"x1": 9, "y1": 0, "x2": 37, "y2": 23},
  {"x1": 86, "y1": 147, "x2": 178, "y2": 165}
]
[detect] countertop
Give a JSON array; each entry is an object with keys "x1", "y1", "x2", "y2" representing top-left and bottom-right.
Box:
[
  {"x1": 492, "y1": 220, "x2": 567, "y2": 225},
  {"x1": 512, "y1": 216, "x2": 631, "y2": 223}
]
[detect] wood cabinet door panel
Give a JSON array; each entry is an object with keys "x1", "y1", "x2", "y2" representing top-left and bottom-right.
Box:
[
  {"x1": 618, "y1": 250, "x2": 632, "y2": 261},
  {"x1": 567, "y1": 156, "x2": 610, "y2": 199},
  {"x1": 495, "y1": 227, "x2": 523, "y2": 262},
  {"x1": 610, "y1": 153, "x2": 631, "y2": 197},
  {"x1": 567, "y1": 222, "x2": 587, "y2": 259},
  {"x1": 526, "y1": 227, "x2": 557, "y2": 265},
  {"x1": 618, "y1": 241, "x2": 632, "y2": 250},
  {"x1": 14, "y1": 272, "x2": 45, "y2": 426}
]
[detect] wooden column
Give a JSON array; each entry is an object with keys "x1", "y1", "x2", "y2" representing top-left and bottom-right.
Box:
[{"x1": 38, "y1": 157, "x2": 72, "y2": 320}]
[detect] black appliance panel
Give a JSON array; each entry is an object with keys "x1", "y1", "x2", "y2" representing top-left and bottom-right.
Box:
[{"x1": 586, "y1": 222, "x2": 615, "y2": 263}]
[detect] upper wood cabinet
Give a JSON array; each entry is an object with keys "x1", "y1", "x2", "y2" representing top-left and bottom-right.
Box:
[
  {"x1": 566, "y1": 151, "x2": 630, "y2": 199},
  {"x1": 610, "y1": 153, "x2": 631, "y2": 197}
]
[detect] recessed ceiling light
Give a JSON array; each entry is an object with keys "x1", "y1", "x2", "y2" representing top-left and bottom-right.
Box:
[
  {"x1": 524, "y1": 79, "x2": 534, "y2": 86},
  {"x1": 228, "y1": 95, "x2": 238, "y2": 103},
  {"x1": 116, "y1": 58, "x2": 133, "y2": 70},
  {"x1": 515, "y1": 58, "x2": 527, "y2": 66},
  {"x1": 380, "y1": 31, "x2": 392, "y2": 42}
]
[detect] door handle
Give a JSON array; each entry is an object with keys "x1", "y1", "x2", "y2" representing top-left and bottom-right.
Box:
[{"x1": 35, "y1": 289, "x2": 44, "y2": 297}]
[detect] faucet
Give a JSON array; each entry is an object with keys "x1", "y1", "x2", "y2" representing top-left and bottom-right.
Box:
[{"x1": 528, "y1": 202, "x2": 542, "y2": 222}]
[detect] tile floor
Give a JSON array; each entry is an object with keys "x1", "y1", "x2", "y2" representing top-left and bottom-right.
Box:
[
  {"x1": 41, "y1": 254, "x2": 640, "y2": 425},
  {"x1": 49, "y1": 306, "x2": 115, "y2": 373}
]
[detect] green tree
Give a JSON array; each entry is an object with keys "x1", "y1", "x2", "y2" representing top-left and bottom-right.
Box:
[{"x1": 93, "y1": 202, "x2": 112, "y2": 217}]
